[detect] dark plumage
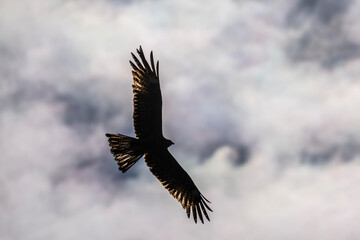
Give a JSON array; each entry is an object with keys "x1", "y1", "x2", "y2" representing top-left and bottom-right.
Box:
[{"x1": 106, "y1": 46, "x2": 212, "y2": 223}]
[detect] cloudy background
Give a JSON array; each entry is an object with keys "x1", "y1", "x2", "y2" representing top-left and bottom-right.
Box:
[{"x1": 1, "y1": 0, "x2": 360, "y2": 239}]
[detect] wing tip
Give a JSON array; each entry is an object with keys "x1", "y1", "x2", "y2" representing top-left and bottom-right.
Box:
[{"x1": 137, "y1": 45, "x2": 143, "y2": 56}]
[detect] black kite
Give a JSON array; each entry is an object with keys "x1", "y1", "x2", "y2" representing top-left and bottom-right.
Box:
[{"x1": 106, "y1": 46, "x2": 212, "y2": 223}]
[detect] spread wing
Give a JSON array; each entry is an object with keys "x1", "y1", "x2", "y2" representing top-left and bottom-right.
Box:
[
  {"x1": 145, "y1": 150, "x2": 212, "y2": 224},
  {"x1": 130, "y1": 46, "x2": 163, "y2": 139}
]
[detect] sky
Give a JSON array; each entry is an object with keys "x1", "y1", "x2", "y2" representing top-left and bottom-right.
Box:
[{"x1": 1, "y1": 0, "x2": 360, "y2": 239}]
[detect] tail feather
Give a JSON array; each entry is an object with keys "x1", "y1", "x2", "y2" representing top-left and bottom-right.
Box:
[{"x1": 106, "y1": 133, "x2": 143, "y2": 173}]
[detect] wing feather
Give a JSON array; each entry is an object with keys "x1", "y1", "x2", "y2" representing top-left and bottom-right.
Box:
[
  {"x1": 131, "y1": 52, "x2": 145, "y2": 71},
  {"x1": 150, "y1": 51, "x2": 156, "y2": 72},
  {"x1": 192, "y1": 203, "x2": 197, "y2": 224},
  {"x1": 156, "y1": 60, "x2": 159, "y2": 77},
  {"x1": 145, "y1": 150, "x2": 212, "y2": 223}
]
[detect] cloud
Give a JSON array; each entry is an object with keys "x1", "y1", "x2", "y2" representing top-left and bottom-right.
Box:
[
  {"x1": 286, "y1": 0, "x2": 360, "y2": 68},
  {"x1": 1, "y1": 0, "x2": 360, "y2": 239}
]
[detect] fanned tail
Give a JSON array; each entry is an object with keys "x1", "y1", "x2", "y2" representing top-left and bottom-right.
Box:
[{"x1": 106, "y1": 133, "x2": 144, "y2": 173}]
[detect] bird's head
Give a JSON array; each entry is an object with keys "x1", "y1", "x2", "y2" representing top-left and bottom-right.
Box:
[{"x1": 165, "y1": 138, "x2": 174, "y2": 148}]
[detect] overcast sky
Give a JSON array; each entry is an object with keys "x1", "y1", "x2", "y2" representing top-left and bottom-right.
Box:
[{"x1": 1, "y1": 0, "x2": 360, "y2": 239}]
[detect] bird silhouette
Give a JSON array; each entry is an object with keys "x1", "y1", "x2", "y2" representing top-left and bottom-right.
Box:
[{"x1": 106, "y1": 46, "x2": 212, "y2": 223}]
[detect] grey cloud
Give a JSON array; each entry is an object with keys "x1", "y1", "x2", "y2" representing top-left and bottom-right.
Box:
[
  {"x1": 232, "y1": 144, "x2": 250, "y2": 166},
  {"x1": 300, "y1": 137, "x2": 360, "y2": 165},
  {"x1": 56, "y1": 90, "x2": 120, "y2": 128},
  {"x1": 287, "y1": 0, "x2": 352, "y2": 26},
  {"x1": 1, "y1": 80, "x2": 123, "y2": 132},
  {"x1": 286, "y1": 0, "x2": 360, "y2": 68}
]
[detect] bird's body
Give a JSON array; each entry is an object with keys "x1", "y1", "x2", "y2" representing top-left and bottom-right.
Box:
[
  {"x1": 133, "y1": 137, "x2": 173, "y2": 154},
  {"x1": 106, "y1": 46, "x2": 212, "y2": 223}
]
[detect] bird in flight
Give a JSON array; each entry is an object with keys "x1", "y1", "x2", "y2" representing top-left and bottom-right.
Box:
[{"x1": 106, "y1": 46, "x2": 212, "y2": 223}]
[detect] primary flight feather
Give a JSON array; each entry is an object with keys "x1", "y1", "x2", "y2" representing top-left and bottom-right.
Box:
[{"x1": 106, "y1": 46, "x2": 212, "y2": 223}]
